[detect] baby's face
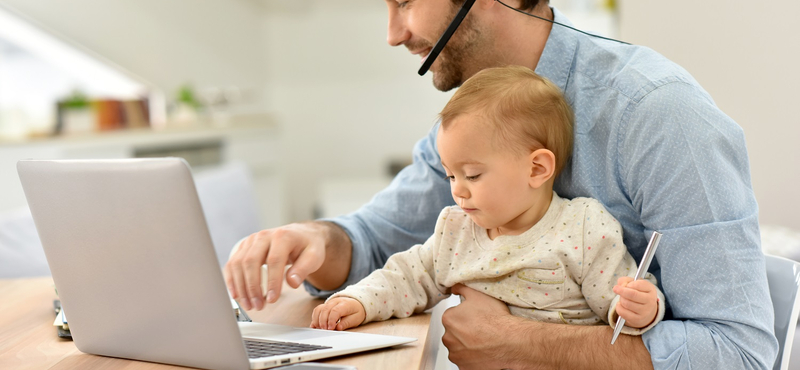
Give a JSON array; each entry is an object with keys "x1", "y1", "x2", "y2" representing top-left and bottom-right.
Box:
[{"x1": 437, "y1": 114, "x2": 539, "y2": 234}]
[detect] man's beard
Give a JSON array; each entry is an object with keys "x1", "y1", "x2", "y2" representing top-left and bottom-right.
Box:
[{"x1": 416, "y1": 8, "x2": 487, "y2": 92}]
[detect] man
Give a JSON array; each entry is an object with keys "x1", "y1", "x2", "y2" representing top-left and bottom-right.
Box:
[{"x1": 225, "y1": 0, "x2": 778, "y2": 368}]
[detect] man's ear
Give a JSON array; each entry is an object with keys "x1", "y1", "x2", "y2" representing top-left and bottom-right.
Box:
[{"x1": 529, "y1": 148, "x2": 556, "y2": 189}]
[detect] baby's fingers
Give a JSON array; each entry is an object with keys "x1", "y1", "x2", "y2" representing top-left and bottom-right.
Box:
[
  {"x1": 310, "y1": 304, "x2": 326, "y2": 329},
  {"x1": 613, "y1": 285, "x2": 652, "y2": 305},
  {"x1": 318, "y1": 304, "x2": 334, "y2": 330},
  {"x1": 626, "y1": 280, "x2": 655, "y2": 293},
  {"x1": 326, "y1": 300, "x2": 360, "y2": 330},
  {"x1": 325, "y1": 311, "x2": 343, "y2": 331},
  {"x1": 312, "y1": 298, "x2": 366, "y2": 331}
]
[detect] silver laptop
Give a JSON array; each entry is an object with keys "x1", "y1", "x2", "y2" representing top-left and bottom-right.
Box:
[{"x1": 17, "y1": 158, "x2": 415, "y2": 370}]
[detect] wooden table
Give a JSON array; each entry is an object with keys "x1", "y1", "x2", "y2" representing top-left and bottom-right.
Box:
[{"x1": 0, "y1": 277, "x2": 444, "y2": 370}]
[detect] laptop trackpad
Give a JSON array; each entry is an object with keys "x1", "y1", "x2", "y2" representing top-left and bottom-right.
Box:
[{"x1": 238, "y1": 322, "x2": 341, "y2": 341}]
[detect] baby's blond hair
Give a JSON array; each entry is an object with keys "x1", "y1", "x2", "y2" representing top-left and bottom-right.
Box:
[{"x1": 439, "y1": 65, "x2": 574, "y2": 177}]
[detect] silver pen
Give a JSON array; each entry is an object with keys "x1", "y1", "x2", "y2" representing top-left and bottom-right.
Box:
[{"x1": 610, "y1": 231, "x2": 662, "y2": 345}]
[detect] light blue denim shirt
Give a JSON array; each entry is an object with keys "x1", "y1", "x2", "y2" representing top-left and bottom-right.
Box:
[{"x1": 314, "y1": 8, "x2": 778, "y2": 370}]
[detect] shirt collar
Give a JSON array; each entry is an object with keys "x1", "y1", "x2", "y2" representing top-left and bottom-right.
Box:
[{"x1": 534, "y1": 7, "x2": 578, "y2": 92}]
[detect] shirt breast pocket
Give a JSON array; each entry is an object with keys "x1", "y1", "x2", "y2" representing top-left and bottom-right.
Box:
[{"x1": 515, "y1": 267, "x2": 565, "y2": 309}]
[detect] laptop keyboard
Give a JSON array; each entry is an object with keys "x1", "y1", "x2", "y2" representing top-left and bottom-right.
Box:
[{"x1": 244, "y1": 339, "x2": 332, "y2": 359}]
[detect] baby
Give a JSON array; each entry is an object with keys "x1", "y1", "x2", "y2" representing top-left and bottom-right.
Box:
[{"x1": 311, "y1": 66, "x2": 664, "y2": 337}]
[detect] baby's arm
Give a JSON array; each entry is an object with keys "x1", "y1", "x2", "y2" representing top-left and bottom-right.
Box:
[
  {"x1": 612, "y1": 277, "x2": 658, "y2": 328},
  {"x1": 578, "y1": 199, "x2": 665, "y2": 335},
  {"x1": 311, "y1": 297, "x2": 366, "y2": 331},
  {"x1": 310, "y1": 208, "x2": 451, "y2": 329}
]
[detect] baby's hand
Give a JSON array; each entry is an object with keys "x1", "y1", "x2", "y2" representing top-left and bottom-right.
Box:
[
  {"x1": 612, "y1": 277, "x2": 658, "y2": 329},
  {"x1": 310, "y1": 297, "x2": 366, "y2": 331}
]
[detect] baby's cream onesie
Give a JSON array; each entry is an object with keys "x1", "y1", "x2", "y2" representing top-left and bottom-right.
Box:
[{"x1": 331, "y1": 192, "x2": 665, "y2": 335}]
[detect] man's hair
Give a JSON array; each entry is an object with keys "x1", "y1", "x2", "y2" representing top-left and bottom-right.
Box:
[
  {"x1": 451, "y1": 0, "x2": 547, "y2": 11},
  {"x1": 439, "y1": 65, "x2": 574, "y2": 177}
]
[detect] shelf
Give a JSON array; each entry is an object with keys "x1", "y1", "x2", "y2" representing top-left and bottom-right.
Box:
[{"x1": 0, "y1": 114, "x2": 285, "y2": 228}]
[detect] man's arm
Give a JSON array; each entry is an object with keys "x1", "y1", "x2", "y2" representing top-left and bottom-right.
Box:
[
  {"x1": 305, "y1": 122, "x2": 455, "y2": 297},
  {"x1": 524, "y1": 321, "x2": 653, "y2": 370},
  {"x1": 442, "y1": 284, "x2": 653, "y2": 370},
  {"x1": 618, "y1": 81, "x2": 777, "y2": 369},
  {"x1": 227, "y1": 123, "x2": 453, "y2": 307}
]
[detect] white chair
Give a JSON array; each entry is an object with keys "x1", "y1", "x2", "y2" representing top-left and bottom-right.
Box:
[
  {"x1": 193, "y1": 162, "x2": 262, "y2": 265},
  {"x1": 0, "y1": 206, "x2": 48, "y2": 278},
  {"x1": 765, "y1": 254, "x2": 800, "y2": 370}
]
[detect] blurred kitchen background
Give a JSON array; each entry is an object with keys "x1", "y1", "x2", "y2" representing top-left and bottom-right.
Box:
[{"x1": 1, "y1": 0, "x2": 799, "y2": 277}]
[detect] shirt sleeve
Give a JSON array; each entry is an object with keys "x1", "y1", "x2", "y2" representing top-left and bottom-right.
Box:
[
  {"x1": 330, "y1": 208, "x2": 450, "y2": 324},
  {"x1": 618, "y1": 82, "x2": 778, "y2": 369},
  {"x1": 304, "y1": 122, "x2": 455, "y2": 298},
  {"x1": 578, "y1": 200, "x2": 665, "y2": 336}
]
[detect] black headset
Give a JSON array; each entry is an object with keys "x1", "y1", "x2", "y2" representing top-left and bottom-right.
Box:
[{"x1": 418, "y1": 0, "x2": 629, "y2": 76}]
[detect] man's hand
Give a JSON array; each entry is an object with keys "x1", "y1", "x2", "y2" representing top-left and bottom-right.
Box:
[
  {"x1": 441, "y1": 284, "x2": 521, "y2": 370},
  {"x1": 224, "y1": 221, "x2": 351, "y2": 311},
  {"x1": 311, "y1": 297, "x2": 366, "y2": 331},
  {"x1": 613, "y1": 277, "x2": 659, "y2": 328}
]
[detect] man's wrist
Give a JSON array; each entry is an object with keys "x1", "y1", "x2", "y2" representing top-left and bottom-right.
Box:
[
  {"x1": 305, "y1": 221, "x2": 352, "y2": 290},
  {"x1": 504, "y1": 317, "x2": 545, "y2": 370},
  {"x1": 458, "y1": 313, "x2": 545, "y2": 370}
]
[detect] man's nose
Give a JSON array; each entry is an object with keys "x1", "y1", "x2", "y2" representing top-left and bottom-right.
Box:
[{"x1": 387, "y1": 10, "x2": 411, "y2": 46}]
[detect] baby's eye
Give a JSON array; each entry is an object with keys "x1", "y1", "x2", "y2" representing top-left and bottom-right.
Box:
[
  {"x1": 465, "y1": 174, "x2": 481, "y2": 181},
  {"x1": 443, "y1": 175, "x2": 454, "y2": 182}
]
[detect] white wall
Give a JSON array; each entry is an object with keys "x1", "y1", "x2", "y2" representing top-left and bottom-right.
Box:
[
  {"x1": 618, "y1": 1, "x2": 800, "y2": 230},
  {"x1": 260, "y1": 1, "x2": 454, "y2": 221},
  {"x1": 0, "y1": 0, "x2": 268, "y2": 111}
]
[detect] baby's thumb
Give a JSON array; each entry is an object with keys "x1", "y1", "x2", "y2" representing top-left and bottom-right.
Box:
[
  {"x1": 616, "y1": 276, "x2": 633, "y2": 287},
  {"x1": 451, "y1": 283, "x2": 468, "y2": 297},
  {"x1": 336, "y1": 313, "x2": 363, "y2": 331}
]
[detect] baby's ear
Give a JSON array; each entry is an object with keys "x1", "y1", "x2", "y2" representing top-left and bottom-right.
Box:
[{"x1": 529, "y1": 149, "x2": 556, "y2": 188}]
